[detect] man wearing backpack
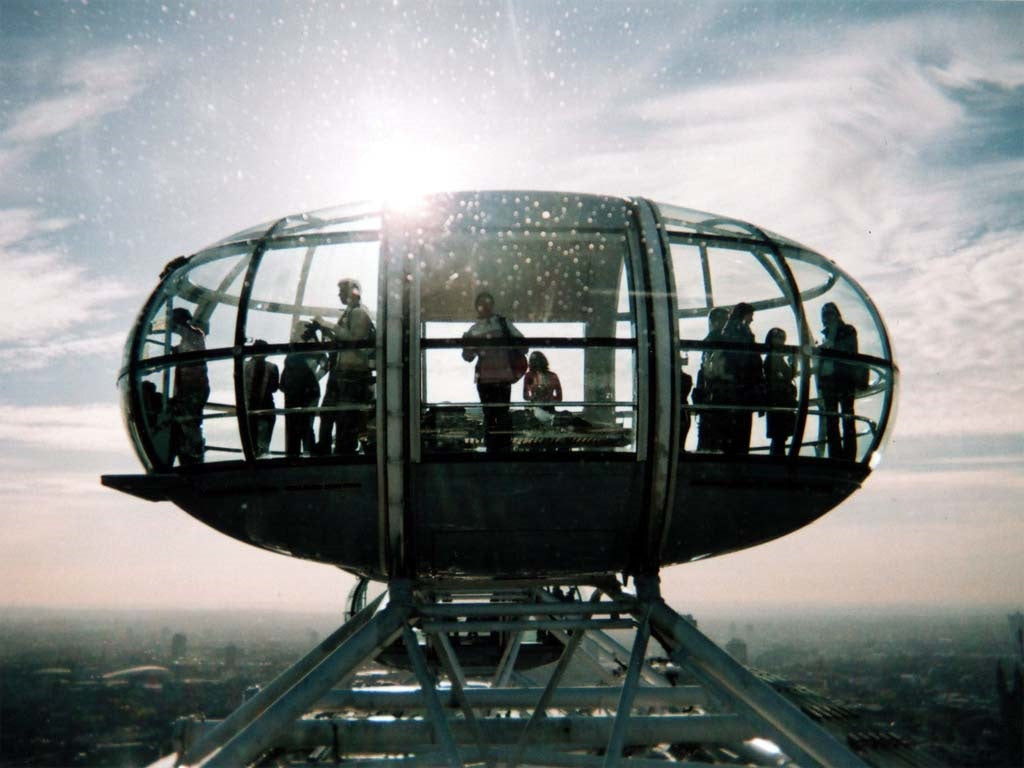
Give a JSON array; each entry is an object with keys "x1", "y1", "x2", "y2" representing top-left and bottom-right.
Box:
[
  {"x1": 315, "y1": 278, "x2": 375, "y2": 455},
  {"x1": 462, "y1": 291, "x2": 525, "y2": 454}
]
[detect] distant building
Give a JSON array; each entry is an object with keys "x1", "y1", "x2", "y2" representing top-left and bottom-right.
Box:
[
  {"x1": 725, "y1": 638, "x2": 748, "y2": 665},
  {"x1": 1008, "y1": 612, "x2": 1023, "y2": 657},
  {"x1": 171, "y1": 632, "x2": 188, "y2": 660},
  {"x1": 223, "y1": 643, "x2": 240, "y2": 672},
  {"x1": 998, "y1": 611, "x2": 1023, "y2": 767}
]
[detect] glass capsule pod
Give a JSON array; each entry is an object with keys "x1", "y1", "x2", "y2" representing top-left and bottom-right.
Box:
[{"x1": 104, "y1": 191, "x2": 897, "y2": 581}]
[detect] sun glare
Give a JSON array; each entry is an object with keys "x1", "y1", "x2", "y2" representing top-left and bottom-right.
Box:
[{"x1": 359, "y1": 135, "x2": 460, "y2": 211}]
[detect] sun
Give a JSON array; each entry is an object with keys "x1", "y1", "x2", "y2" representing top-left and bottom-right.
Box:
[{"x1": 357, "y1": 135, "x2": 461, "y2": 210}]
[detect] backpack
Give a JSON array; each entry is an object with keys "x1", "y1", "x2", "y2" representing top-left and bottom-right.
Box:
[{"x1": 498, "y1": 315, "x2": 527, "y2": 383}]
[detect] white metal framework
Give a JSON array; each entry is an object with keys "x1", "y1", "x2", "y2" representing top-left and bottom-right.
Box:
[{"x1": 165, "y1": 577, "x2": 867, "y2": 768}]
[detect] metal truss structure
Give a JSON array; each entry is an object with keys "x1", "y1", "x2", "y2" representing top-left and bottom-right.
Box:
[{"x1": 164, "y1": 576, "x2": 867, "y2": 768}]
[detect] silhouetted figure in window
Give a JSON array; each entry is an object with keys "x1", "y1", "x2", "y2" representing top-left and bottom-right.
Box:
[
  {"x1": 243, "y1": 339, "x2": 280, "y2": 456},
  {"x1": 718, "y1": 302, "x2": 764, "y2": 455},
  {"x1": 694, "y1": 306, "x2": 730, "y2": 451},
  {"x1": 523, "y1": 351, "x2": 562, "y2": 416},
  {"x1": 140, "y1": 380, "x2": 173, "y2": 464},
  {"x1": 763, "y1": 327, "x2": 796, "y2": 457},
  {"x1": 680, "y1": 359, "x2": 694, "y2": 449},
  {"x1": 818, "y1": 302, "x2": 859, "y2": 460},
  {"x1": 316, "y1": 279, "x2": 375, "y2": 455},
  {"x1": 281, "y1": 321, "x2": 327, "y2": 457},
  {"x1": 169, "y1": 307, "x2": 209, "y2": 466},
  {"x1": 462, "y1": 292, "x2": 525, "y2": 453},
  {"x1": 140, "y1": 380, "x2": 164, "y2": 430}
]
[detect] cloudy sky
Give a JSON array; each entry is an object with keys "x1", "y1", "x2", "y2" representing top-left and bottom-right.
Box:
[{"x1": 1, "y1": 0, "x2": 1021, "y2": 614}]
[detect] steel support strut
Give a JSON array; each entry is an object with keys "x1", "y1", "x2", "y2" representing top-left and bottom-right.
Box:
[
  {"x1": 161, "y1": 578, "x2": 870, "y2": 768},
  {"x1": 622, "y1": 575, "x2": 868, "y2": 768},
  {"x1": 200, "y1": 601, "x2": 410, "y2": 767}
]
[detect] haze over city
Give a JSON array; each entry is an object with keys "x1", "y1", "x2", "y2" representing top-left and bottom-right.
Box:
[{"x1": 0, "y1": 0, "x2": 1021, "y2": 613}]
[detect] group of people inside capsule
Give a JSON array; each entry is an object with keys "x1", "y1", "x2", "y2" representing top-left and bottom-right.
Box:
[
  {"x1": 162, "y1": 280, "x2": 860, "y2": 464},
  {"x1": 690, "y1": 301, "x2": 860, "y2": 460},
  {"x1": 162, "y1": 283, "x2": 561, "y2": 463},
  {"x1": 249, "y1": 277, "x2": 375, "y2": 459},
  {"x1": 159, "y1": 278, "x2": 375, "y2": 464}
]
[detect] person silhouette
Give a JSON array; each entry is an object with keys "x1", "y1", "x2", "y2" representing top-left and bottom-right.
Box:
[
  {"x1": 281, "y1": 321, "x2": 327, "y2": 457},
  {"x1": 316, "y1": 278, "x2": 375, "y2": 455},
  {"x1": 523, "y1": 351, "x2": 563, "y2": 414},
  {"x1": 762, "y1": 327, "x2": 796, "y2": 457},
  {"x1": 817, "y1": 302, "x2": 859, "y2": 460},
  {"x1": 694, "y1": 306, "x2": 730, "y2": 452},
  {"x1": 718, "y1": 303, "x2": 764, "y2": 455},
  {"x1": 462, "y1": 292, "x2": 525, "y2": 453},
  {"x1": 243, "y1": 339, "x2": 280, "y2": 456},
  {"x1": 169, "y1": 307, "x2": 209, "y2": 466}
]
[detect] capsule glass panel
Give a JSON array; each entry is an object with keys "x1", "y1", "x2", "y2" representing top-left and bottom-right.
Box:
[
  {"x1": 669, "y1": 235, "x2": 801, "y2": 456},
  {"x1": 171, "y1": 249, "x2": 251, "y2": 352},
  {"x1": 134, "y1": 285, "x2": 239, "y2": 469},
  {"x1": 783, "y1": 246, "x2": 893, "y2": 462},
  {"x1": 242, "y1": 237, "x2": 380, "y2": 458},
  {"x1": 415, "y1": 220, "x2": 638, "y2": 454}
]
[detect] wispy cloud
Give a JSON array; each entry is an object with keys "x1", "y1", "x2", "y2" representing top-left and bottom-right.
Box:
[
  {"x1": 0, "y1": 404, "x2": 125, "y2": 453},
  {"x1": 0, "y1": 208, "x2": 134, "y2": 346},
  {"x1": 2, "y1": 46, "x2": 158, "y2": 144},
  {"x1": 0, "y1": 332, "x2": 127, "y2": 372},
  {"x1": 559, "y1": 11, "x2": 1024, "y2": 436}
]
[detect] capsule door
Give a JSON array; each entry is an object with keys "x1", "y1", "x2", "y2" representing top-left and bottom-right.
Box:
[{"x1": 389, "y1": 193, "x2": 651, "y2": 580}]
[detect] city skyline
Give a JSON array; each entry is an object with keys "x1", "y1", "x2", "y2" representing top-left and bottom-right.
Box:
[{"x1": 0, "y1": 1, "x2": 1021, "y2": 612}]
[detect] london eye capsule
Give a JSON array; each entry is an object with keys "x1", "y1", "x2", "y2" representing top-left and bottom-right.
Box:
[{"x1": 103, "y1": 191, "x2": 897, "y2": 583}]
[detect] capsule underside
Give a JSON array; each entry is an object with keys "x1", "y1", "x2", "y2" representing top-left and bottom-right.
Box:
[{"x1": 103, "y1": 191, "x2": 896, "y2": 581}]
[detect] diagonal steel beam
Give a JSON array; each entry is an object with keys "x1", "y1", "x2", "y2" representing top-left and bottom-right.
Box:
[
  {"x1": 603, "y1": 605, "x2": 651, "y2": 766},
  {"x1": 507, "y1": 590, "x2": 605, "y2": 768},
  {"x1": 429, "y1": 630, "x2": 496, "y2": 768},
  {"x1": 200, "y1": 602, "x2": 409, "y2": 768},
  {"x1": 491, "y1": 630, "x2": 523, "y2": 689},
  {"x1": 402, "y1": 625, "x2": 463, "y2": 768},
  {"x1": 619, "y1": 576, "x2": 868, "y2": 768},
  {"x1": 180, "y1": 590, "x2": 386, "y2": 765}
]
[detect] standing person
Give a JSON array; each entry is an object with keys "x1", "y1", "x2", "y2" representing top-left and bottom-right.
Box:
[
  {"x1": 462, "y1": 291, "x2": 525, "y2": 453},
  {"x1": 718, "y1": 302, "x2": 764, "y2": 455},
  {"x1": 243, "y1": 339, "x2": 280, "y2": 456},
  {"x1": 523, "y1": 351, "x2": 563, "y2": 414},
  {"x1": 169, "y1": 307, "x2": 210, "y2": 466},
  {"x1": 818, "y1": 302, "x2": 859, "y2": 460},
  {"x1": 762, "y1": 328, "x2": 797, "y2": 457},
  {"x1": 694, "y1": 306, "x2": 730, "y2": 452},
  {"x1": 316, "y1": 278, "x2": 375, "y2": 455},
  {"x1": 280, "y1": 320, "x2": 327, "y2": 457}
]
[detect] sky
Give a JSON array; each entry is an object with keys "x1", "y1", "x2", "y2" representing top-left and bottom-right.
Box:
[{"x1": 0, "y1": 0, "x2": 1021, "y2": 616}]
